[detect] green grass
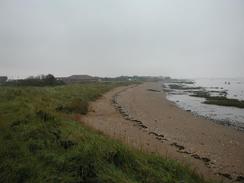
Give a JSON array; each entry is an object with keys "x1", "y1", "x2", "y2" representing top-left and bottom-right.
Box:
[{"x1": 0, "y1": 83, "x2": 212, "y2": 183}]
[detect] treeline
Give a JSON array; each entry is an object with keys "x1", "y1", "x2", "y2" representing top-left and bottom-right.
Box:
[
  {"x1": 5, "y1": 74, "x2": 64, "y2": 87},
  {"x1": 3, "y1": 74, "x2": 167, "y2": 87}
]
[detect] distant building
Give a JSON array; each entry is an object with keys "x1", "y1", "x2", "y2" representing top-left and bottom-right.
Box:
[
  {"x1": 0, "y1": 76, "x2": 8, "y2": 83},
  {"x1": 58, "y1": 75, "x2": 99, "y2": 84}
]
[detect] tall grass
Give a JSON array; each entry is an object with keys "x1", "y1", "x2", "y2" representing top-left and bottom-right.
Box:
[{"x1": 0, "y1": 83, "x2": 212, "y2": 183}]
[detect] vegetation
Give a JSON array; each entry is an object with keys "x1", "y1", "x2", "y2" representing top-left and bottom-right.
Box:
[
  {"x1": 0, "y1": 76, "x2": 8, "y2": 83},
  {"x1": 191, "y1": 91, "x2": 244, "y2": 108},
  {"x1": 0, "y1": 83, "x2": 211, "y2": 183},
  {"x1": 4, "y1": 74, "x2": 64, "y2": 87}
]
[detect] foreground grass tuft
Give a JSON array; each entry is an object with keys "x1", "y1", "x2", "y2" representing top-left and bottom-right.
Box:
[{"x1": 0, "y1": 83, "x2": 212, "y2": 183}]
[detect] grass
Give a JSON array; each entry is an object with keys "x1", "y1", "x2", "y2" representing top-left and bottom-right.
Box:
[
  {"x1": 0, "y1": 82, "x2": 212, "y2": 183},
  {"x1": 191, "y1": 91, "x2": 244, "y2": 108}
]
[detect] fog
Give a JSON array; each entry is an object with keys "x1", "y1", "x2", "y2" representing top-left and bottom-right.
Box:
[{"x1": 0, "y1": 0, "x2": 244, "y2": 79}]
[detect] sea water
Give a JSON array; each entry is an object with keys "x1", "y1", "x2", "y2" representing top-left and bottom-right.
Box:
[{"x1": 164, "y1": 78, "x2": 244, "y2": 130}]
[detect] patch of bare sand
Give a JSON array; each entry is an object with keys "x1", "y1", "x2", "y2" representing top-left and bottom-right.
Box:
[{"x1": 82, "y1": 82, "x2": 244, "y2": 183}]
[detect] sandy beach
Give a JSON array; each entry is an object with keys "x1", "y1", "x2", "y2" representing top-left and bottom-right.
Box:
[{"x1": 82, "y1": 82, "x2": 244, "y2": 182}]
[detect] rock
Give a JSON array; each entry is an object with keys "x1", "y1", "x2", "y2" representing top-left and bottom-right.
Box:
[
  {"x1": 171, "y1": 142, "x2": 185, "y2": 150},
  {"x1": 147, "y1": 89, "x2": 161, "y2": 92},
  {"x1": 191, "y1": 154, "x2": 201, "y2": 160},
  {"x1": 201, "y1": 157, "x2": 210, "y2": 163},
  {"x1": 217, "y1": 173, "x2": 232, "y2": 180},
  {"x1": 236, "y1": 175, "x2": 244, "y2": 182}
]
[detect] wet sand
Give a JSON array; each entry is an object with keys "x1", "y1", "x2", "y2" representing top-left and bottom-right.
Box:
[{"x1": 82, "y1": 82, "x2": 244, "y2": 182}]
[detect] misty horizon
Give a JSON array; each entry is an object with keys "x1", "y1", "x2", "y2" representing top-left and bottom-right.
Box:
[
  {"x1": 1, "y1": 0, "x2": 244, "y2": 79},
  {"x1": 3, "y1": 74, "x2": 244, "y2": 81}
]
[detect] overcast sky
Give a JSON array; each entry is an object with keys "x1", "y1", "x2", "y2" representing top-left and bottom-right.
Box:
[{"x1": 0, "y1": 0, "x2": 244, "y2": 79}]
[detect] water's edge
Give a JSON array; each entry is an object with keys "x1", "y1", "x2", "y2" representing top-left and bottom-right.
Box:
[{"x1": 162, "y1": 78, "x2": 244, "y2": 132}]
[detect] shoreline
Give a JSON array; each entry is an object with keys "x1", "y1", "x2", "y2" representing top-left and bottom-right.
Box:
[
  {"x1": 163, "y1": 80, "x2": 244, "y2": 131},
  {"x1": 166, "y1": 96, "x2": 244, "y2": 132},
  {"x1": 82, "y1": 82, "x2": 244, "y2": 182}
]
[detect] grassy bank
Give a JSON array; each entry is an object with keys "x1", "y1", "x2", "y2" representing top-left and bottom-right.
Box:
[{"x1": 0, "y1": 83, "x2": 211, "y2": 183}]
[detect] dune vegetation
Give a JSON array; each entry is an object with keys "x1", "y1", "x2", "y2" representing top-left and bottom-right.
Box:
[{"x1": 0, "y1": 82, "x2": 212, "y2": 183}]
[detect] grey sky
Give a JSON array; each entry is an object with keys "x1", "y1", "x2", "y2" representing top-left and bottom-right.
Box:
[{"x1": 0, "y1": 0, "x2": 244, "y2": 78}]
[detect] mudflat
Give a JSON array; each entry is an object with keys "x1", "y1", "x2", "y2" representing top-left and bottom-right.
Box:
[{"x1": 82, "y1": 82, "x2": 244, "y2": 182}]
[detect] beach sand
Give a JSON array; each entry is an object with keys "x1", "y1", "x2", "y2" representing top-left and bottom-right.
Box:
[{"x1": 82, "y1": 82, "x2": 244, "y2": 182}]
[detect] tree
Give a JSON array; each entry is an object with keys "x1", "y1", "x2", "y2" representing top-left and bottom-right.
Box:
[{"x1": 43, "y1": 74, "x2": 57, "y2": 85}]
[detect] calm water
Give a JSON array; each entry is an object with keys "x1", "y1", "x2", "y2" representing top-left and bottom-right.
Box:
[{"x1": 164, "y1": 78, "x2": 244, "y2": 130}]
